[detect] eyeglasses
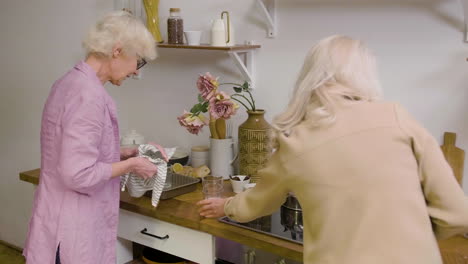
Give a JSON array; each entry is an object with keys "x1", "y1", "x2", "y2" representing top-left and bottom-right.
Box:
[{"x1": 136, "y1": 58, "x2": 147, "y2": 70}]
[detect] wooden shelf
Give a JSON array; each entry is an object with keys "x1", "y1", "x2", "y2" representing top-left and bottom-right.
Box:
[
  {"x1": 157, "y1": 43, "x2": 261, "y2": 51},
  {"x1": 157, "y1": 43, "x2": 261, "y2": 87}
]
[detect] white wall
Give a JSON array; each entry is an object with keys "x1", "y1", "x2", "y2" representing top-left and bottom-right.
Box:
[{"x1": 1, "y1": 0, "x2": 467, "y2": 248}]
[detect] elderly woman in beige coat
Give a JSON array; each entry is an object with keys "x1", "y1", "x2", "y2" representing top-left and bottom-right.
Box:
[{"x1": 198, "y1": 35, "x2": 468, "y2": 264}]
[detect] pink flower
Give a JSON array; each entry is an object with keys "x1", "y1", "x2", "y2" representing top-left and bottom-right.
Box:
[
  {"x1": 197, "y1": 72, "x2": 218, "y2": 101},
  {"x1": 177, "y1": 111, "x2": 208, "y2": 135},
  {"x1": 209, "y1": 92, "x2": 239, "y2": 120}
]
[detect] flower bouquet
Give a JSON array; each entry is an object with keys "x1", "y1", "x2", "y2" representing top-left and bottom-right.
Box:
[{"x1": 177, "y1": 72, "x2": 256, "y2": 139}]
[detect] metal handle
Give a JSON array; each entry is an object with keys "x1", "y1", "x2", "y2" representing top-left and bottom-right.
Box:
[
  {"x1": 249, "y1": 249, "x2": 256, "y2": 264},
  {"x1": 140, "y1": 228, "x2": 169, "y2": 240},
  {"x1": 244, "y1": 249, "x2": 256, "y2": 264},
  {"x1": 221, "y1": 11, "x2": 230, "y2": 43}
]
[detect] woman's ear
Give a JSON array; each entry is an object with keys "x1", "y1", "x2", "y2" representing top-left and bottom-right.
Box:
[{"x1": 112, "y1": 43, "x2": 122, "y2": 58}]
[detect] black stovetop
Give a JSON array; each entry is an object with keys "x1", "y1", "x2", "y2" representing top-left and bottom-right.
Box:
[{"x1": 218, "y1": 209, "x2": 303, "y2": 245}]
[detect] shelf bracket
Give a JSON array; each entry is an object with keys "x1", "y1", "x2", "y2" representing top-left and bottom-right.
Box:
[
  {"x1": 228, "y1": 50, "x2": 255, "y2": 88},
  {"x1": 256, "y1": 0, "x2": 277, "y2": 38},
  {"x1": 463, "y1": 0, "x2": 468, "y2": 42}
]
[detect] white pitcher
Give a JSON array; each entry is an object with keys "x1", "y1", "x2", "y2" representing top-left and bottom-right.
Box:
[
  {"x1": 209, "y1": 137, "x2": 236, "y2": 179},
  {"x1": 211, "y1": 11, "x2": 234, "y2": 46}
]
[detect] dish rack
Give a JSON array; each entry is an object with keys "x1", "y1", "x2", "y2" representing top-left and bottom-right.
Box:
[{"x1": 144, "y1": 171, "x2": 200, "y2": 200}]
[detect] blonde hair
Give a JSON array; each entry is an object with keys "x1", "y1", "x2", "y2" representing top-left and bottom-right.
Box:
[
  {"x1": 82, "y1": 11, "x2": 157, "y2": 60},
  {"x1": 272, "y1": 35, "x2": 382, "y2": 139}
]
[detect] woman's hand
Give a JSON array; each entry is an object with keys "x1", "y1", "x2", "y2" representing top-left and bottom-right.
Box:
[
  {"x1": 129, "y1": 157, "x2": 158, "y2": 179},
  {"x1": 120, "y1": 147, "x2": 138, "y2": 160},
  {"x1": 197, "y1": 198, "x2": 228, "y2": 218},
  {"x1": 148, "y1": 142, "x2": 169, "y2": 162}
]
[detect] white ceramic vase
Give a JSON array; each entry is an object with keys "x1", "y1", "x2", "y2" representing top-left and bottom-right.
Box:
[{"x1": 209, "y1": 138, "x2": 236, "y2": 179}]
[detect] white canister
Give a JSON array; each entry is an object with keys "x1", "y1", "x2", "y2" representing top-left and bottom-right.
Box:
[
  {"x1": 191, "y1": 145, "x2": 209, "y2": 168},
  {"x1": 120, "y1": 130, "x2": 145, "y2": 146}
]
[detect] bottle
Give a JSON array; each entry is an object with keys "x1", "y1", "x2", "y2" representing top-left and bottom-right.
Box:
[{"x1": 167, "y1": 8, "x2": 183, "y2": 44}]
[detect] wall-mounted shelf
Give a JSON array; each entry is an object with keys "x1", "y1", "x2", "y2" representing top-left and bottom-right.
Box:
[
  {"x1": 157, "y1": 43, "x2": 261, "y2": 87},
  {"x1": 463, "y1": 0, "x2": 468, "y2": 42},
  {"x1": 257, "y1": 0, "x2": 277, "y2": 38},
  {"x1": 157, "y1": 43, "x2": 260, "y2": 51}
]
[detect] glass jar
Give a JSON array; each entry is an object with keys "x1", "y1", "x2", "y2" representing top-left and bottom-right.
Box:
[{"x1": 167, "y1": 8, "x2": 184, "y2": 44}]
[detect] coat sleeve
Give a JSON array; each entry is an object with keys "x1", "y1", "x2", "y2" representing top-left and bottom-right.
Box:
[
  {"x1": 57, "y1": 93, "x2": 112, "y2": 195},
  {"x1": 224, "y1": 152, "x2": 290, "y2": 223},
  {"x1": 395, "y1": 103, "x2": 468, "y2": 240}
]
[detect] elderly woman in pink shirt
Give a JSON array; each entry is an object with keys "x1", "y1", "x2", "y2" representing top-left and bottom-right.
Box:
[{"x1": 23, "y1": 11, "x2": 161, "y2": 264}]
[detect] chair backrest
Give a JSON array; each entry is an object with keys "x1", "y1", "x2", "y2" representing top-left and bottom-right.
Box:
[{"x1": 440, "y1": 132, "x2": 465, "y2": 186}]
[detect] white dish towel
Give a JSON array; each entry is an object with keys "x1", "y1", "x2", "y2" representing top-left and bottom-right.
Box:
[{"x1": 120, "y1": 144, "x2": 176, "y2": 207}]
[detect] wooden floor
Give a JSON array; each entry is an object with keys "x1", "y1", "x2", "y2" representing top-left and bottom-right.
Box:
[{"x1": 0, "y1": 243, "x2": 25, "y2": 264}]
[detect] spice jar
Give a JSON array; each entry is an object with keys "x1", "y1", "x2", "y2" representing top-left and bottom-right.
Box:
[{"x1": 167, "y1": 8, "x2": 184, "y2": 44}]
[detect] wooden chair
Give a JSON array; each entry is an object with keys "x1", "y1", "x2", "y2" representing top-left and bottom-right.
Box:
[{"x1": 438, "y1": 132, "x2": 468, "y2": 264}]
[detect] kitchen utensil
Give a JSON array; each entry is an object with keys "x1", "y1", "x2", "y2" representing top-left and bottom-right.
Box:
[
  {"x1": 144, "y1": 172, "x2": 200, "y2": 200},
  {"x1": 226, "y1": 120, "x2": 233, "y2": 138},
  {"x1": 280, "y1": 194, "x2": 303, "y2": 240},
  {"x1": 191, "y1": 145, "x2": 209, "y2": 167},
  {"x1": 440, "y1": 132, "x2": 465, "y2": 185},
  {"x1": 167, "y1": 8, "x2": 183, "y2": 44},
  {"x1": 184, "y1": 30, "x2": 202, "y2": 45},
  {"x1": 230, "y1": 175, "x2": 250, "y2": 193},
  {"x1": 168, "y1": 147, "x2": 189, "y2": 165},
  {"x1": 120, "y1": 129, "x2": 145, "y2": 146},
  {"x1": 211, "y1": 11, "x2": 233, "y2": 46},
  {"x1": 209, "y1": 137, "x2": 237, "y2": 179},
  {"x1": 202, "y1": 175, "x2": 224, "y2": 199},
  {"x1": 222, "y1": 11, "x2": 234, "y2": 46}
]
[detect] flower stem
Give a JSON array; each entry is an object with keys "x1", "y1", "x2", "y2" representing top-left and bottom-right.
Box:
[
  {"x1": 219, "y1": 82, "x2": 242, "y2": 86},
  {"x1": 246, "y1": 90, "x2": 256, "y2": 111},
  {"x1": 231, "y1": 94, "x2": 254, "y2": 110},
  {"x1": 231, "y1": 97, "x2": 250, "y2": 111}
]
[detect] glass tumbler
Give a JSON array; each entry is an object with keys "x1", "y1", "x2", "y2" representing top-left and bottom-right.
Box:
[{"x1": 202, "y1": 176, "x2": 224, "y2": 199}]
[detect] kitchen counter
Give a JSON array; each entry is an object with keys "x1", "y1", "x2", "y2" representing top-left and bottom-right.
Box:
[
  {"x1": 19, "y1": 169, "x2": 304, "y2": 262},
  {"x1": 20, "y1": 169, "x2": 468, "y2": 263}
]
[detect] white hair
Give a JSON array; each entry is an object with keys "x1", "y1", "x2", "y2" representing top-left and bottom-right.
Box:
[
  {"x1": 82, "y1": 11, "x2": 157, "y2": 60},
  {"x1": 272, "y1": 35, "x2": 382, "y2": 139}
]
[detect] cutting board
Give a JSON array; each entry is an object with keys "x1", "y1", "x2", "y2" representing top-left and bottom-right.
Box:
[{"x1": 440, "y1": 132, "x2": 465, "y2": 185}]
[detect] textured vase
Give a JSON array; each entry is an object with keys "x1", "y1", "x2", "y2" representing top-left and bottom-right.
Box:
[{"x1": 238, "y1": 110, "x2": 272, "y2": 183}]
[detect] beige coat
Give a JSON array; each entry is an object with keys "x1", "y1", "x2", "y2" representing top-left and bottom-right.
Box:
[{"x1": 225, "y1": 102, "x2": 468, "y2": 264}]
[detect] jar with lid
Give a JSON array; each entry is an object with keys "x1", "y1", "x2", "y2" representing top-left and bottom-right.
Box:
[{"x1": 167, "y1": 8, "x2": 184, "y2": 44}]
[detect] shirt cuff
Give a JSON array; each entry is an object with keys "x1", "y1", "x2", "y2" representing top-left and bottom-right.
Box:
[{"x1": 224, "y1": 197, "x2": 236, "y2": 219}]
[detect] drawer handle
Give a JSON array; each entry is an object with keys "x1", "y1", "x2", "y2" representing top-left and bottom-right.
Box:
[{"x1": 140, "y1": 228, "x2": 169, "y2": 240}]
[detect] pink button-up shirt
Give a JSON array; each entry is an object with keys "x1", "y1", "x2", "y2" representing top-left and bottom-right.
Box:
[{"x1": 24, "y1": 61, "x2": 121, "y2": 264}]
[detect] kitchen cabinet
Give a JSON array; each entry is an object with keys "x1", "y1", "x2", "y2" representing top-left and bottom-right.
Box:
[
  {"x1": 117, "y1": 209, "x2": 215, "y2": 264},
  {"x1": 21, "y1": 169, "x2": 303, "y2": 263}
]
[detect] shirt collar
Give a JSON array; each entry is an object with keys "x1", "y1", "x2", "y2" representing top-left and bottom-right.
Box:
[{"x1": 74, "y1": 60, "x2": 103, "y2": 86}]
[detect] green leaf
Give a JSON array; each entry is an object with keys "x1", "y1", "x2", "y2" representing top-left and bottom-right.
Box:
[
  {"x1": 201, "y1": 101, "x2": 209, "y2": 112},
  {"x1": 233, "y1": 86, "x2": 242, "y2": 93},
  {"x1": 198, "y1": 94, "x2": 204, "y2": 103},
  {"x1": 190, "y1": 103, "x2": 201, "y2": 114},
  {"x1": 242, "y1": 81, "x2": 250, "y2": 91}
]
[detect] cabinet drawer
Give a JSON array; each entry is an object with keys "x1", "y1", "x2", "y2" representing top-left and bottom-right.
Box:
[{"x1": 118, "y1": 209, "x2": 214, "y2": 264}]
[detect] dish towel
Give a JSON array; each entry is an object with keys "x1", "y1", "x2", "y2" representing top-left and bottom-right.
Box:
[{"x1": 121, "y1": 144, "x2": 176, "y2": 207}]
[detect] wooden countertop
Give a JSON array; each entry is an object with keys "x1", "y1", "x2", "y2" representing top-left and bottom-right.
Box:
[{"x1": 19, "y1": 169, "x2": 304, "y2": 262}]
